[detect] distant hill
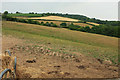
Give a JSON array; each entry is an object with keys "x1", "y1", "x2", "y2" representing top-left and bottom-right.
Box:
[
  {"x1": 8, "y1": 12, "x2": 119, "y2": 25},
  {"x1": 2, "y1": 12, "x2": 119, "y2": 38}
]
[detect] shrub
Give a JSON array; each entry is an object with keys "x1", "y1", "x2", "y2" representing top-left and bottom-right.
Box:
[
  {"x1": 51, "y1": 24, "x2": 58, "y2": 27},
  {"x1": 50, "y1": 22, "x2": 53, "y2": 24},
  {"x1": 27, "y1": 19, "x2": 33, "y2": 24},
  {"x1": 44, "y1": 22, "x2": 51, "y2": 26},
  {"x1": 79, "y1": 27, "x2": 85, "y2": 32},
  {"x1": 68, "y1": 24, "x2": 80, "y2": 30},
  {"x1": 40, "y1": 22, "x2": 44, "y2": 24},
  {"x1": 84, "y1": 26, "x2": 91, "y2": 32},
  {"x1": 60, "y1": 23, "x2": 67, "y2": 27},
  {"x1": 2, "y1": 11, "x2": 9, "y2": 19}
]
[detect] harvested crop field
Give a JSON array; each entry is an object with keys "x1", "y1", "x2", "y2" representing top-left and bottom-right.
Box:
[{"x1": 29, "y1": 16, "x2": 79, "y2": 22}]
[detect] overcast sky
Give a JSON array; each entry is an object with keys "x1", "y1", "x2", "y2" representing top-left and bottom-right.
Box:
[
  {"x1": 1, "y1": 0, "x2": 119, "y2": 21},
  {"x1": 1, "y1": 0, "x2": 120, "y2": 2}
]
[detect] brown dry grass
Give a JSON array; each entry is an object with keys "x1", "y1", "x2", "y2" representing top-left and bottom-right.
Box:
[
  {"x1": 0, "y1": 54, "x2": 15, "y2": 73},
  {"x1": 0, "y1": 54, "x2": 31, "y2": 78}
]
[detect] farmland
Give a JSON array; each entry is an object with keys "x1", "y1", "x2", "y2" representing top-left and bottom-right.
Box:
[
  {"x1": 14, "y1": 16, "x2": 95, "y2": 27},
  {"x1": 29, "y1": 16, "x2": 79, "y2": 22},
  {"x1": 5, "y1": 13, "x2": 119, "y2": 38},
  {"x1": 2, "y1": 21, "x2": 118, "y2": 63},
  {"x1": 2, "y1": 12, "x2": 119, "y2": 78},
  {"x1": 36, "y1": 20, "x2": 93, "y2": 27}
]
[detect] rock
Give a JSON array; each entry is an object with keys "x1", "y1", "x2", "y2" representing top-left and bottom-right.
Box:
[
  {"x1": 48, "y1": 43, "x2": 51, "y2": 44},
  {"x1": 97, "y1": 58, "x2": 103, "y2": 64},
  {"x1": 39, "y1": 66, "x2": 43, "y2": 68},
  {"x1": 103, "y1": 59, "x2": 112, "y2": 65},
  {"x1": 41, "y1": 72, "x2": 46, "y2": 74},
  {"x1": 64, "y1": 72, "x2": 70, "y2": 76},
  {"x1": 54, "y1": 66, "x2": 61, "y2": 68},
  {"x1": 48, "y1": 71, "x2": 58, "y2": 74},
  {"x1": 108, "y1": 66, "x2": 118, "y2": 72},
  {"x1": 46, "y1": 50, "x2": 51, "y2": 53},
  {"x1": 76, "y1": 65, "x2": 86, "y2": 69},
  {"x1": 60, "y1": 72, "x2": 64, "y2": 75},
  {"x1": 48, "y1": 65, "x2": 52, "y2": 67},
  {"x1": 74, "y1": 59, "x2": 81, "y2": 62}
]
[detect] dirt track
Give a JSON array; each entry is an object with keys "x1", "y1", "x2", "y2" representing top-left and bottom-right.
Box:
[{"x1": 2, "y1": 35, "x2": 119, "y2": 78}]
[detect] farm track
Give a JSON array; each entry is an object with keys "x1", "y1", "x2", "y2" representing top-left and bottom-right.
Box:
[{"x1": 1, "y1": 35, "x2": 119, "y2": 78}]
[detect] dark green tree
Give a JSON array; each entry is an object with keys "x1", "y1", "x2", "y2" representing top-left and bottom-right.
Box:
[
  {"x1": 84, "y1": 26, "x2": 91, "y2": 32},
  {"x1": 2, "y1": 11, "x2": 8, "y2": 18},
  {"x1": 60, "y1": 23, "x2": 67, "y2": 27},
  {"x1": 41, "y1": 22, "x2": 44, "y2": 25},
  {"x1": 45, "y1": 22, "x2": 51, "y2": 26},
  {"x1": 16, "y1": 11, "x2": 20, "y2": 14},
  {"x1": 4, "y1": 11, "x2": 8, "y2": 15}
]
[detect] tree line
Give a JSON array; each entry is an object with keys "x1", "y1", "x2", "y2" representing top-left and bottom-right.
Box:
[
  {"x1": 60, "y1": 23, "x2": 119, "y2": 37},
  {"x1": 5, "y1": 11, "x2": 119, "y2": 26}
]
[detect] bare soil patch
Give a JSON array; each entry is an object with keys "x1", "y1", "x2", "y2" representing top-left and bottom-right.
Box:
[{"x1": 1, "y1": 35, "x2": 118, "y2": 78}]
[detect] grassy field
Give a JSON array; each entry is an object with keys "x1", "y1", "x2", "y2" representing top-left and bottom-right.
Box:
[
  {"x1": 8, "y1": 13, "x2": 43, "y2": 17},
  {"x1": 2, "y1": 21, "x2": 118, "y2": 64}
]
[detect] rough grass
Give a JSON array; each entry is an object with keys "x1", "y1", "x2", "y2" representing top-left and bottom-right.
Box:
[{"x1": 2, "y1": 21, "x2": 118, "y2": 64}]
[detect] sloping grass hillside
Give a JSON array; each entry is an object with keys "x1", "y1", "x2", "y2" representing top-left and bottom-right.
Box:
[{"x1": 2, "y1": 21, "x2": 118, "y2": 64}]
